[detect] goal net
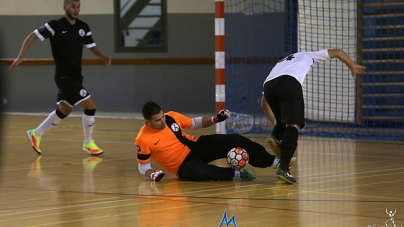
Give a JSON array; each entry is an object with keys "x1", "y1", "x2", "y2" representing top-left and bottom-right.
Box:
[{"x1": 223, "y1": 0, "x2": 404, "y2": 140}]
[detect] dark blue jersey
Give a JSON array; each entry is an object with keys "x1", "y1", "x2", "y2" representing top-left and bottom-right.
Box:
[{"x1": 34, "y1": 17, "x2": 96, "y2": 79}]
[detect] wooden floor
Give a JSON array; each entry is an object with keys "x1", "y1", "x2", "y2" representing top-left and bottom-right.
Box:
[{"x1": 1, "y1": 114, "x2": 404, "y2": 227}]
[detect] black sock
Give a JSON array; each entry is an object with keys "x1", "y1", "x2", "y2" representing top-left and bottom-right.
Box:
[
  {"x1": 271, "y1": 123, "x2": 285, "y2": 140},
  {"x1": 280, "y1": 126, "x2": 298, "y2": 171}
]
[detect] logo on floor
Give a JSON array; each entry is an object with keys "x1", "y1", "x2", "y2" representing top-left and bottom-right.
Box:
[{"x1": 218, "y1": 209, "x2": 238, "y2": 227}]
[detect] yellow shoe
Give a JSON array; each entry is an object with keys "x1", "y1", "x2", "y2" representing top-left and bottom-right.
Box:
[
  {"x1": 82, "y1": 140, "x2": 103, "y2": 155},
  {"x1": 26, "y1": 129, "x2": 42, "y2": 154}
]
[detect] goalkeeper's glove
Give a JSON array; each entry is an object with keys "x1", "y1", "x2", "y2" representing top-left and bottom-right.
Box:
[
  {"x1": 212, "y1": 109, "x2": 230, "y2": 123},
  {"x1": 150, "y1": 170, "x2": 165, "y2": 181}
]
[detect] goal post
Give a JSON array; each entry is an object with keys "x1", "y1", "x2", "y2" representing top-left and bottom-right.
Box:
[{"x1": 215, "y1": 0, "x2": 226, "y2": 134}]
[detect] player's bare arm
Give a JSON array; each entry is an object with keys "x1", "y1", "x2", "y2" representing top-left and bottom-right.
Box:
[
  {"x1": 10, "y1": 32, "x2": 38, "y2": 70},
  {"x1": 351, "y1": 64, "x2": 366, "y2": 77},
  {"x1": 89, "y1": 46, "x2": 111, "y2": 66},
  {"x1": 199, "y1": 109, "x2": 230, "y2": 128},
  {"x1": 200, "y1": 117, "x2": 215, "y2": 128},
  {"x1": 189, "y1": 110, "x2": 231, "y2": 129},
  {"x1": 327, "y1": 49, "x2": 366, "y2": 77}
]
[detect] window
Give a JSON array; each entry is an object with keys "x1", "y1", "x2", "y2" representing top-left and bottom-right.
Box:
[{"x1": 114, "y1": 0, "x2": 167, "y2": 52}]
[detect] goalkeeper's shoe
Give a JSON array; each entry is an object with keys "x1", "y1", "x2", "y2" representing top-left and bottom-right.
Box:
[
  {"x1": 26, "y1": 129, "x2": 42, "y2": 154},
  {"x1": 266, "y1": 135, "x2": 281, "y2": 158},
  {"x1": 239, "y1": 168, "x2": 256, "y2": 180},
  {"x1": 276, "y1": 169, "x2": 297, "y2": 184},
  {"x1": 274, "y1": 157, "x2": 297, "y2": 171},
  {"x1": 83, "y1": 140, "x2": 103, "y2": 155}
]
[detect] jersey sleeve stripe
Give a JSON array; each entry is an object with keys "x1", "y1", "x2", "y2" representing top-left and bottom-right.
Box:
[
  {"x1": 44, "y1": 23, "x2": 55, "y2": 36},
  {"x1": 34, "y1": 29, "x2": 45, "y2": 41},
  {"x1": 85, "y1": 43, "x2": 96, "y2": 48},
  {"x1": 86, "y1": 31, "x2": 92, "y2": 36},
  {"x1": 137, "y1": 153, "x2": 151, "y2": 161}
]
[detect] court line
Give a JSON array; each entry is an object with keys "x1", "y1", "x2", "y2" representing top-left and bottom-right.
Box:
[{"x1": 1, "y1": 188, "x2": 403, "y2": 225}]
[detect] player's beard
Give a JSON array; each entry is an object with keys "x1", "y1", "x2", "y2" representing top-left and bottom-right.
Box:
[
  {"x1": 66, "y1": 10, "x2": 78, "y2": 21},
  {"x1": 159, "y1": 122, "x2": 166, "y2": 130}
]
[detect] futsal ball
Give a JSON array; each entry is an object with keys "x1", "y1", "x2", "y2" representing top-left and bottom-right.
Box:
[{"x1": 226, "y1": 147, "x2": 249, "y2": 169}]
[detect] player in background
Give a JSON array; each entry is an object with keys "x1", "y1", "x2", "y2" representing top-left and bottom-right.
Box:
[
  {"x1": 135, "y1": 101, "x2": 293, "y2": 182},
  {"x1": 10, "y1": 0, "x2": 111, "y2": 155},
  {"x1": 263, "y1": 49, "x2": 366, "y2": 184}
]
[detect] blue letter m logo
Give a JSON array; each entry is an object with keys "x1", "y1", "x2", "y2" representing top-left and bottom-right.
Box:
[{"x1": 218, "y1": 209, "x2": 238, "y2": 227}]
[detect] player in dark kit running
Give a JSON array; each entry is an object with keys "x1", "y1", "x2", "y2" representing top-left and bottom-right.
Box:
[{"x1": 10, "y1": 0, "x2": 111, "y2": 155}]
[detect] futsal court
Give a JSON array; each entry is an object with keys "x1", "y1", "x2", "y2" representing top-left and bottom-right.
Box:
[
  {"x1": 1, "y1": 114, "x2": 403, "y2": 227},
  {"x1": 1, "y1": 0, "x2": 404, "y2": 226}
]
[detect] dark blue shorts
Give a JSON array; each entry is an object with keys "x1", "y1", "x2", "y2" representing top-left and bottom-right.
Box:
[{"x1": 264, "y1": 75, "x2": 305, "y2": 129}]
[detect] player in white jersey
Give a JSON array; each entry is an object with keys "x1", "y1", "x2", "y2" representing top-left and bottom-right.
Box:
[{"x1": 263, "y1": 49, "x2": 366, "y2": 184}]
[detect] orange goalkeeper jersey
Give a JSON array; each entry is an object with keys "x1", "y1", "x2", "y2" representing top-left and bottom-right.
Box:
[{"x1": 135, "y1": 111, "x2": 198, "y2": 176}]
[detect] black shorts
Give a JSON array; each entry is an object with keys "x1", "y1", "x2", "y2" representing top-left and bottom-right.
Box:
[
  {"x1": 264, "y1": 75, "x2": 305, "y2": 128},
  {"x1": 55, "y1": 77, "x2": 91, "y2": 107}
]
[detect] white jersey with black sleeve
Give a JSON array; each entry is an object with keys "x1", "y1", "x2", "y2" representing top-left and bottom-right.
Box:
[{"x1": 263, "y1": 49, "x2": 331, "y2": 86}]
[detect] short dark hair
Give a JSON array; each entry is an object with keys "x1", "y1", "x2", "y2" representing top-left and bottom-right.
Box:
[
  {"x1": 142, "y1": 101, "x2": 162, "y2": 120},
  {"x1": 64, "y1": 0, "x2": 79, "y2": 6}
]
